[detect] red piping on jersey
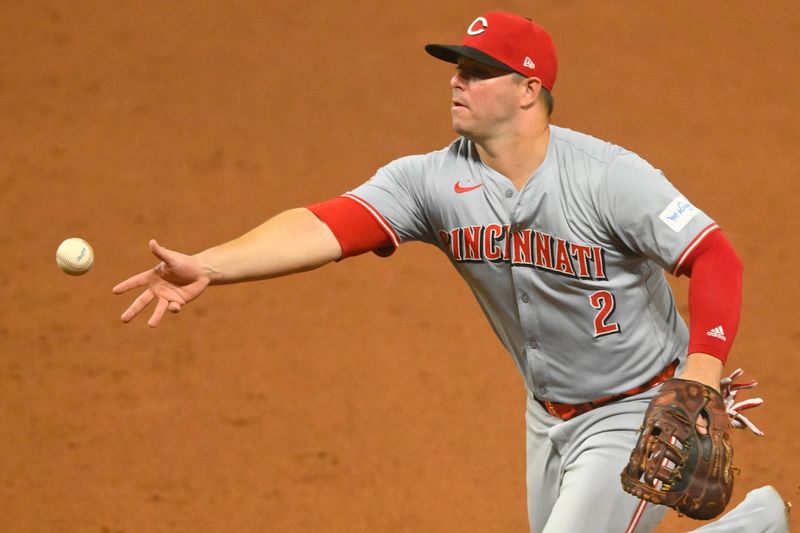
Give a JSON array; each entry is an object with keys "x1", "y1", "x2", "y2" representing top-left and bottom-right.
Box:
[
  {"x1": 341, "y1": 193, "x2": 401, "y2": 247},
  {"x1": 672, "y1": 223, "x2": 720, "y2": 276}
]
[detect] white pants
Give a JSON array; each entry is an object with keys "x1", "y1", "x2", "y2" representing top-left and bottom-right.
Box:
[{"x1": 525, "y1": 389, "x2": 788, "y2": 533}]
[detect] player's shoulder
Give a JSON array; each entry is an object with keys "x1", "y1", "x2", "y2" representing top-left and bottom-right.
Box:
[
  {"x1": 380, "y1": 138, "x2": 469, "y2": 174},
  {"x1": 551, "y1": 125, "x2": 661, "y2": 177},
  {"x1": 550, "y1": 125, "x2": 633, "y2": 164},
  {"x1": 418, "y1": 137, "x2": 473, "y2": 163}
]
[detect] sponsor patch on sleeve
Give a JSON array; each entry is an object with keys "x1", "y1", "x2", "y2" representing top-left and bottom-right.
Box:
[{"x1": 659, "y1": 195, "x2": 700, "y2": 232}]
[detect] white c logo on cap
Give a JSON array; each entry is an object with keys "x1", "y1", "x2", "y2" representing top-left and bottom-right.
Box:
[{"x1": 467, "y1": 16, "x2": 488, "y2": 36}]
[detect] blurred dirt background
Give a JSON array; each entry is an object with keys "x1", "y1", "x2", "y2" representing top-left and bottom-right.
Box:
[{"x1": 1, "y1": 1, "x2": 798, "y2": 531}]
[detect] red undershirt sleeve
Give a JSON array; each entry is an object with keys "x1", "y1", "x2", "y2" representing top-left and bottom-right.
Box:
[
  {"x1": 306, "y1": 196, "x2": 398, "y2": 259},
  {"x1": 674, "y1": 228, "x2": 743, "y2": 364}
]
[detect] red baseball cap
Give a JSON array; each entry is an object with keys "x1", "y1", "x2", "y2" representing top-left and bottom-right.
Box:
[{"x1": 425, "y1": 12, "x2": 558, "y2": 91}]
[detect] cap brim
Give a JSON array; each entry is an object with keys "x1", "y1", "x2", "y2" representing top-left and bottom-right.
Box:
[{"x1": 424, "y1": 44, "x2": 516, "y2": 73}]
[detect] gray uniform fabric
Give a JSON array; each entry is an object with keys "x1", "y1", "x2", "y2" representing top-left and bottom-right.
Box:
[{"x1": 350, "y1": 125, "x2": 715, "y2": 402}]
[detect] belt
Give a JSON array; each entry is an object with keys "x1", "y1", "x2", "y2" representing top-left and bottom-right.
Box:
[{"x1": 535, "y1": 359, "x2": 679, "y2": 421}]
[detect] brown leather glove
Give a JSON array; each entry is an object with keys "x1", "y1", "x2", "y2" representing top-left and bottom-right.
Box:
[{"x1": 620, "y1": 378, "x2": 735, "y2": 520}]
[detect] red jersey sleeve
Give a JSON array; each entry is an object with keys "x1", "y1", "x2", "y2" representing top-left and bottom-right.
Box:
[
  {"x1": 676, "y1": 228, "x2": 743, "y2": 364},
  {"x1": 306, "y1": 195, "x2": 399, "y2": 259}
]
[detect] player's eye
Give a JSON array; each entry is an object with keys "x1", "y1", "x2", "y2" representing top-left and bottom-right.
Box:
[
  {"x1": 456, "y1": 63, "x2": 504, "y2": 81},
  {"x1": 456, "y1": 65, "x2": 485, "y2": 80}
]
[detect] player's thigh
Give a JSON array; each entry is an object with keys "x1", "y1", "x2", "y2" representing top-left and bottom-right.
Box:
[
  {"x1": 525, "y1": 401, "x2": 560, "y2": 533},
  {"x1": 542, "y1": 430, "x2": 666, "y2": 533}
]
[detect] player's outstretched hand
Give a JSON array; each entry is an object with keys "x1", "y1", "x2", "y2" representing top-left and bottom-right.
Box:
[{"x1": 113, "y1": 239, "x2": 210, "y2": 327}]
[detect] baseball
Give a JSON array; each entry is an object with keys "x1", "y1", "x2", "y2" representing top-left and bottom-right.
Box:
[{"x1": 56, "y1": 237, "x2": 94, "y2": 276}]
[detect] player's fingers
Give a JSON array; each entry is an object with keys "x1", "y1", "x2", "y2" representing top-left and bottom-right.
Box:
[
  {"x1": 168, "y1": 301, "x2": 181, "y2": 313},
  {"x1": 149, "y1": 239, "x2": 174, "y2": 264},
  {"x1": 113, "y1": 271, "x2": 151, "y2": 295},
  {"x1": 695, "y1": 414, "x2": 708, "y2": 436},
  {"x1": 121, "y1": 290, "x2": 155, "y2": 322},
  {"x1": 148, "y1": 298, "x2": 169, "y2": 328}
]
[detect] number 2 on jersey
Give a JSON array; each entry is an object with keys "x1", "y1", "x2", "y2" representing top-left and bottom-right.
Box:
[{"x1": 589, "y1": 290, "x2": 621, "y2": 337}]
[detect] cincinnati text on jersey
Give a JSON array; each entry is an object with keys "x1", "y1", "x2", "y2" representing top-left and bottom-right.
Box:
[{"x1": 438, "y1": 224, "x2": 608, "y2": 280}]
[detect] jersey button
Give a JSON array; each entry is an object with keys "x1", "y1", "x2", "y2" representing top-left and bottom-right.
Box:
[
  {"x1": 528, "y1": 339, "x2": 538, "y2": 349},
  {"x1": 505, "y1": 189, "x2": 514, "y2": 198},
  {"x1": 520, "y1": 293, "x2": 529, "y2": 303}
]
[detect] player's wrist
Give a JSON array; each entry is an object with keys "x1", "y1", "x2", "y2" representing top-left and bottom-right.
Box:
[
  {"x1": 679, "y1": 352, "x2": 724, "y2": 392},
  {"x1": 193, "y1": 250, "x2": 224, "y2": 285}
]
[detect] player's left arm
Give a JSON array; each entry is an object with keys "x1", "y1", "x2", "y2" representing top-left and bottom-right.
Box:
[
  {"x1": 598, "y1": 156, "x2": 743, "y2": 391},
  {"x1": 622, "y1": 230, "x2": 745, "y2": 515},
  {"x1": 673, "y1": 229, "x2": 744, "y2": 391}
]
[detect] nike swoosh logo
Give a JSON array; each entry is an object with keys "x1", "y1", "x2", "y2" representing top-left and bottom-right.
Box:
[{"x1": 454, "y1": 181, "x2": 483, "y2": 194}]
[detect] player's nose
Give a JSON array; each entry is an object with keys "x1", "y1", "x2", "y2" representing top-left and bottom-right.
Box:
[{"x1": 450, "y1": 71, "x2": 466, "y2": 89}]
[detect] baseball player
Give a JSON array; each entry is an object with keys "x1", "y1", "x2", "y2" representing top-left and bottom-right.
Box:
[{"x1": 114, "y1": 12, "x2": 789, "y2": 532}]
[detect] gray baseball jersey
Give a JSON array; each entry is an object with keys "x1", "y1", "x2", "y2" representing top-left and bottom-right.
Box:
[{"x1": 347, "y1": 125, "x2": 717, "y2": 403}]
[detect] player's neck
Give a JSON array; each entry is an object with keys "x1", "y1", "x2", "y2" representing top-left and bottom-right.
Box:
[{"x1": 475, "y1": 122, "x2": 550, "y2": 190}]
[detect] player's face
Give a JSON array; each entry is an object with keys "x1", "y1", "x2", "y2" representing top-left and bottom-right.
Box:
[{"x1": 450, "y1": 57, "x2": 524, "y2": 140}]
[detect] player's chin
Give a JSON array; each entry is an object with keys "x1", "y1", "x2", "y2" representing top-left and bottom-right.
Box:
[
  {"x1": 452, "y1": 124, "x2": 483, "y2": 143},
  {"x1": 451, "y1": 117, "x2": 472, "y2": 137}
]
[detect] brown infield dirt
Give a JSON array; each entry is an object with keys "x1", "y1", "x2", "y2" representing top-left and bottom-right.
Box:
[{"x1": 1, "y1": 2, "x2": 798, "y2": 532}]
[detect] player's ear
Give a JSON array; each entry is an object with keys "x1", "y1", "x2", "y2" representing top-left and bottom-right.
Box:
[{"x1": 519, "y1": 77, "x2": 543, "y2": 109}]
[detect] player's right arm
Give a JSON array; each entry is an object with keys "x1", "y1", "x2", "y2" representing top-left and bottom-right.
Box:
[
  {"x1": 113, "y1": 207, "x2": 344, "y2": 327},
  {"x1": 115, "y1": 156, "x2": 426, "y2": 327},
  {"x1": 197, "y1": 207, "x2": 343, "y2": 284}
]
